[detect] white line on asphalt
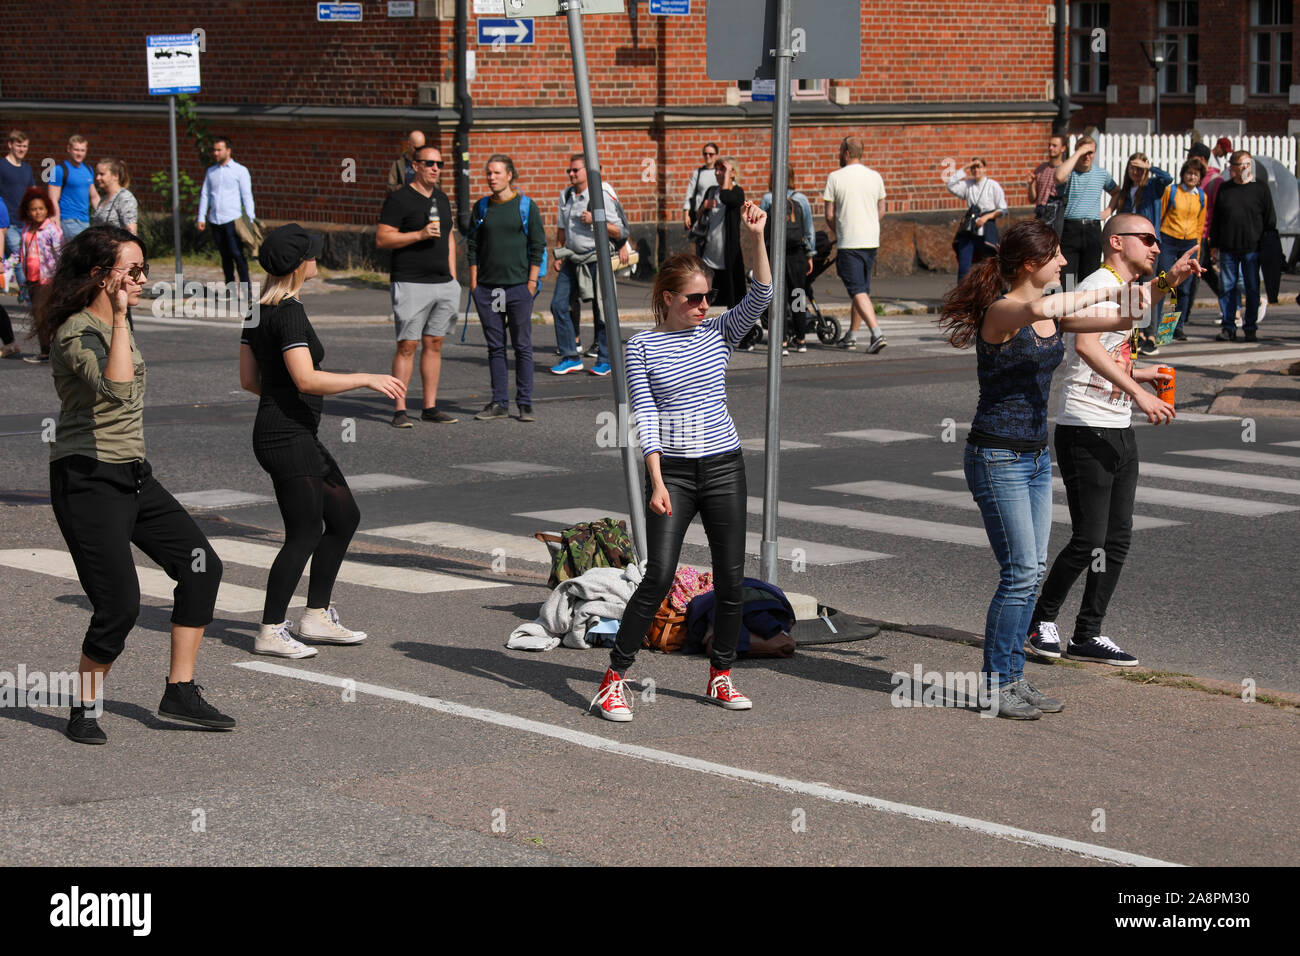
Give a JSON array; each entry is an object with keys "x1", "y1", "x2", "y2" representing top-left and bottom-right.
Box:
[
  {"x1": 516, "y1": 508, "x2": 891, "y2": 565},
  {"x1": 1166, "y1": 348, "x2": 1300, "y2": 368},
  {"x1": 174, "y1": 489, "x2": 274, "y2": 510},
  {"x1": 1139, "y1": 462, "x2": 1300, "y2": 495},
  {"x1": 363, "y1": 521, "x2": 550, "y2": 563},
  {"x1": 208, "y1": 538, "x2": 509, "y2": 593},
  {"x1": 233, "y1": 660, "x2": 1181, "y2": 867},
  {"x1": 816, "y1": 480, "x2": 1182, "y2": 530},
  {"x1": 1048, "y1": 478, "x2": 1298, "y2": 517},
  {"x1": 0, "y1": 548, "x2": 285, "y2": 614},
  {"x1": 345, "y1": 473, "x2": 430, "y2": 492},
  {"x1": 1169, "y1": 448, "x2": 1300, "y2": 468},
  {"x1": 738, "y1": 438, "x2": 821, "y2": 451},
  {"x1": 742, "y1": 497, "x2": 990, "y2": 546},
  {"x1": 826, "y1": 428, "x2": 932, "y2": 443},
  {"x1": 453, "y1": 461, "x2": 569, "y2": 476},
  {"x1": 1274, "y1": 440, "x2": 1300, "y2": 448}
]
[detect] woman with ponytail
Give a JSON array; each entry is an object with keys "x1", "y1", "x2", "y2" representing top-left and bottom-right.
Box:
[{"x1": 939, "y1": 219, "x2": 1152, "y2": 719}]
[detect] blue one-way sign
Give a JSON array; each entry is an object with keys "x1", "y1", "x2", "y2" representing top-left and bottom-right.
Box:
[{"x1": 477, "y1": 18, "x2": 535, "y2": 46}]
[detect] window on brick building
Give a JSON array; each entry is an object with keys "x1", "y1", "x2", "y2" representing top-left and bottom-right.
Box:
[
  {"x1": 1250, "y1": 0, "x2": 1293, "y2": 94},
  {"x1": 735, "y1": 78, "x2": 829, "y2": 102},
  {"x1": 1070, "y1": 2, "x2": 1110, "y2": 96},
  {"x1": 1158, "y1": 1, "x2": 1198, "y2": 95}
]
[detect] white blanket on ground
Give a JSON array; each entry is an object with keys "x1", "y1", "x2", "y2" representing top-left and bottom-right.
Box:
[{"x1": 506, "y1": 564, "x2": 644, "y2": 651}]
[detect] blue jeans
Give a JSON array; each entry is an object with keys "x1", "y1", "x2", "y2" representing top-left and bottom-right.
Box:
[
  {"x1": 472, "y1": 283, "x2": 534, "y2": 406},
  {"x1": 1218, "y1": 250, "x2": 1260, "y2": 333},
  {"x1": 5, "y1": 225, "x2": 23, "y2": 297},
  {"x1": 549, "y1": 260, "x2": 607, "y2": 364},
  {"x1": 1156, "y1": 236, "x2": 1198, "y2": 334},
  {"x1": 963, "y1": 444, "x2": 1053, "y2": 688},
  {"x1": 60, "y1": 218, "x2": 89, "y2": 245}
]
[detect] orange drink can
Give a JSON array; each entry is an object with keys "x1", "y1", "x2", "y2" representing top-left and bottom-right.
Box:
[{"x1": 1155, "y1": 366, "x2": 1176, "y2": 406}]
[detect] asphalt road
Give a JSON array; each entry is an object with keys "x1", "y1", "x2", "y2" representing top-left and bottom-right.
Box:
[{"x1": 1, "y1": 285, "x2": 1297, "y2": 868}]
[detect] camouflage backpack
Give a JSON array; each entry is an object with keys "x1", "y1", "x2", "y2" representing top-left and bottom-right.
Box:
[{"x1": 547, "y1": 518, "x2": 636, "y2": 589}]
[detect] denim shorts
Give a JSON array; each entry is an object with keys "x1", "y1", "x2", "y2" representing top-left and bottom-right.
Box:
[{"x1": 835, "y1": 247, "x2": 877, "y2": 297}]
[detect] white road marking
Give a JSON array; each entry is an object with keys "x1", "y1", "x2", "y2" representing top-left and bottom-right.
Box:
[
  {"x1": 454, "y1": 461, "x2": 569, "y2": 476},
  {"x1": 1167, "y1": 348, "x2": 1300, "y2": 368},
  {"x1": 363, "y1": 521, "x2": 550, "y2": 563},
  {"x1": 826, "y1": 428, "x2": 932, "y2": 443},
  {"x1": 1140, "y1": 463, "x2": 1300, "y2": 495},
  {"x1": 1273, "y1": 440, "x2": 1300, "y2": 448},
  {"x1": 1169, "y1": 448, "x2": 1300, "y2": 469},
  {"x1": 233, "y1": 661, "x2": 1181, "y2": 867},
  {"x1": 208, "y1": 538, "x2": 509, "y2": 593},
  {"x1": 739, "y1": 438, "x2": 821, "y2": 451},
  {"x1": 516, "y1": 508, "x2": 891, "y2": 565},
  {"x1": 741, "y1": 498, "x2": 989, "y2": 547},
  {"x1": 1047, "y1": 478, "x2": 1298, "y2": 517},
  {"x1": 174, "y1": 489, "x2": 273, "y2": 510},
  {"x1": 346, "y1": 473, "x2": 429, "y2": 492}
]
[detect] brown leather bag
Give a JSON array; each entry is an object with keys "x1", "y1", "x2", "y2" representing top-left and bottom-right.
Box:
[{"x1": 643, "y1": 595, "x2": 688, "y2": 653}]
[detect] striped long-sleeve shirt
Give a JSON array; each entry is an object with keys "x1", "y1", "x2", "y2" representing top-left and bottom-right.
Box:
[{"x1": 626, "y1": 281, "x2": 773, "y2": 459}]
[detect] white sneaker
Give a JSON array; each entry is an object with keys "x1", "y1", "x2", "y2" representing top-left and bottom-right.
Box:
[
  {"x1": 296, "y1": 605, "x2": 368, "y2": 645},
  {"x1": 254, "y1": 620, "x2": 318, "y2": 658}
]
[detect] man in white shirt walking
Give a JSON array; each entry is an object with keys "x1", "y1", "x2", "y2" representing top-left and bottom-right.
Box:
[
  {"x1": 197, "y1": 137, "x2": 256, "y2": 295},
  {"x1": 823, "y1": 136, "x2": 887, "y2": 352}
]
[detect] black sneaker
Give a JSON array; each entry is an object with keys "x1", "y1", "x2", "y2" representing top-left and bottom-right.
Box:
[
  {"x1": 1066, "y1": 635, "x2": 1138, "y2": 667},
  {"x1": 1138, "y1": 336, "x2": 1159, "y2": 356},
  {"x1": 420, "y1": 407, "x2": 457, "y2": 423},
  {"x1": 1026, "y1": 621, "x2": 1063, "y2": 659},
  {"x1": 21, "y1": 353, "x2": 50, "y2": 365},
  {"x1": 475, "y1": 402, "x2": 509, "y2": 421},
  {"x1": 518, "y1": 404, "x2": 536, "y2": 422},
  {"x1": 391, "y1": 411, "x2": 414, "y2": 428},
  {"x1": 66, "y1": 706, "x2": 107, "y2": 745},
  {"x1": 158, "y1": 680, "x2": 237, "y2": 730},
  {"x1": 1172, "y1": 329, "x2": 1188, "y2": 341},
  {"x1": 1244, "y1": 330, "x2": 1258, "y2": 343},
  {"x1": 1215, "y1": 328, "x2": 1237, "y2": 342}
]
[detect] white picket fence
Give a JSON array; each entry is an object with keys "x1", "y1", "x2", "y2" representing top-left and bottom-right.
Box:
[{"x1": 1067, "y1": 132, "x2": 1298, "y2": 216}]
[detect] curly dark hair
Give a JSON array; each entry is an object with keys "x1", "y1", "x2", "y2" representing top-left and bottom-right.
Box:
[{"x1": 31, "y1": 226, "x2": 147, "y2": 347}]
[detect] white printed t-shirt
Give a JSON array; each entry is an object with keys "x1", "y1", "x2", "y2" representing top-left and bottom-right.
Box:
[
  {"x1": 822, "y1": 163, "x2": 885, "y2": 249},
  {"x1": 1057, "y1": 266, "x2": 1134, "y2": 428}
]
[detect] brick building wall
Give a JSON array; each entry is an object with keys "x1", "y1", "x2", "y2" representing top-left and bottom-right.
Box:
[{"x1": 0, "y1": 1, "x2": 1065, "y2": 270}]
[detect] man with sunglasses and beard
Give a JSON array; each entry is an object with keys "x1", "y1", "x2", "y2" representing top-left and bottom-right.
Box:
[
  {"x1": 1025, "y1": 214, "x2": 1203, "y2": 668},
  {"x1": 377, "y1": 144, "x2": 459, "y2": 427}
]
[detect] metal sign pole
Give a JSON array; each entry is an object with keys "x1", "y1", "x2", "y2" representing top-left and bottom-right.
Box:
[
  {"x1": 562, "y1": 0, "x2": 647, "y2": 561},
  {"x1": 168, "y1": 94, "x2": 183, "y2": 287},
  {"x1": 759, "y1": 0, "x2": 793, "y2": 585}
]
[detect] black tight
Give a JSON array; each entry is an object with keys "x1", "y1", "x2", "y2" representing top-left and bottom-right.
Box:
[{"x1": 261, "y1": 472, "x2": 360, "y2": 625}]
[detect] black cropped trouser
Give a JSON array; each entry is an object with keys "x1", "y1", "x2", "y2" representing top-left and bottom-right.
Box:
[
  {"x1": 50, "y1": 456, "x2": 222, "y2": 664},
  {"x1": 610, "y1": 449, "x2": 747, "y2": 675}
]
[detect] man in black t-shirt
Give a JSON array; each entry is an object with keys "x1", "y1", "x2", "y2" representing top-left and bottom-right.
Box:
[
  {"x1": 1209, "y1": 150, "x2": 1276, "y2": 343},
  {"x1": 377, "y1": 144, "x2": 461, "y2": 427}
]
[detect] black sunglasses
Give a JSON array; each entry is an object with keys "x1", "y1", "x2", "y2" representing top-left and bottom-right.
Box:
[
  {"x1": 415, "y1": 159, "x2": 444, "y2": 168},
  {"x1": 1114, "y1": 232, "x2": 1159, "y2": 247},
  {"x1": 677, "y1": 289, "x2": 719, "y2": 307},
  {"x1": 566, "y1": 167, "x2": 583, "y2": 175}
]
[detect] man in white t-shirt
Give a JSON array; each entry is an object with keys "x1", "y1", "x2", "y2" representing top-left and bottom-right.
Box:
[
  {"x1": 1026, "y1": 213, "x2": 1203, "y2": 667},
  {"x1": 823, "y1": 136, "x2": 887, "y2": 352}
]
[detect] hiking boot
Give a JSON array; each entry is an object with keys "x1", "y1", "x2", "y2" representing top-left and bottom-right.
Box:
[
  {"x1": 987, "y1": 683, "x2": 1042, "y2": 720},
  {"x1": 706, "y1": 667, "x2": 752, "y2": 710},
  {"x1": 589, "y1": 668, "x2": 633, "y2": 722},
  {"x1": 1067, "y1": 635, "x2": 1138, "y2": 666},
  {"x1": 866, "y1": 335, "x2": 887, "y2": 354},
  {"x1": 1026, "y1": 621, "x2": 1062, "y2": 659},
  {"x1": 391, "y1": 411, "x2": 414, "y2": 429},
  {"x1": 254, "y1": 620, "x2": 318, "y2": 658},
  {"x1": 420, "y1": 407, "x2": 457, "y2": 424},
  {"x1": 66, "y1": 706, "x2": 107, "y2": 745},
  {"x1": 475, "y1": 402, "x2": 509, "y2": 420},
  {"x1": 550, "y1": 357, "x2": 584, "y2": 375},
  {"x1": 296, "y1": 605, "x2": 367, "y2": 645},
  {"x1": 1012, "y1": 679, "x2": 1063, "y2": 713},
  {"x1": 158, "y1": 680, "x2": 236, "y2": 730}
]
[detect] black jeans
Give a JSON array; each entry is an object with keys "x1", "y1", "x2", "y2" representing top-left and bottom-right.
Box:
[
  {"x1": 610, "y1": 450, "x2": 747, "y2": 675},
  {"x1": 50, "y1": 456, "x2": 223, "y2": 664},
  {"x1": 1032, "y1": 425, "x2": 1138, "y2": 642},
  {"x1": 209, "y1": 220, "x2": 251, "y2": 288},
  {"x1": 1060, "y1": 219, "x2": 1102, "y2": 291}
]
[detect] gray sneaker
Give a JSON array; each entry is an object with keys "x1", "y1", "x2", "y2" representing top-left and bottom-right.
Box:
[
  {"x1": 866, "y1": 335, "x2": 888, "y2": 354},
  {"x1": 1012, "y1": 679, "x2": 1063, "y2": 713},
  {"x1": 988, "y1": 683, "x2": 1042, "y2": 720},
  {"x1": 837, "y1": 335, "x2": 858, "y2": 350},
  {"x1": 475, "y1": 402, "x2": 509, "y2": 421}
]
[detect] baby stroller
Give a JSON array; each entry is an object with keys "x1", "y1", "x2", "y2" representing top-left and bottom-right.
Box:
[{"x1": 737, "y1": 230, "x2": 841, "y2": 350}]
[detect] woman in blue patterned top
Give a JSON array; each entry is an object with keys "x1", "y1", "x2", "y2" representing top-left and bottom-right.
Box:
[
  {"x1": 590, "y1": 202, "x2": 773, "y2": 722},
  {"x1": 939, "y1": 219, "x2": 1151, "y2": 719}
]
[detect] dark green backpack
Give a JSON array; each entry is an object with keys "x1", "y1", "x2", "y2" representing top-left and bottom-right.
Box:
[{"x1": 547, "y1": 518, "x2": 636, "y2": 589}]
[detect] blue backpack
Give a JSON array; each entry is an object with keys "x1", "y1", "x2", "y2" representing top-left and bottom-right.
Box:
[{"x1": 470, "y1": 193, "x2": 547, "y2": 276}]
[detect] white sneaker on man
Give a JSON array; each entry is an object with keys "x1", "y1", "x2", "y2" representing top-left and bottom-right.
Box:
[
  {"x1": 254, "y1": 620, "x2": 318, "y2": 658},
  {"x1": 295, "y1": 606, "x2": 368, "y2": 645}
]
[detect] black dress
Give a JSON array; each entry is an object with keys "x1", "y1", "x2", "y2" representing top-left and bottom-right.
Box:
[{"x1": 241, "y1": 298, "x2": 342, "y2": 482}]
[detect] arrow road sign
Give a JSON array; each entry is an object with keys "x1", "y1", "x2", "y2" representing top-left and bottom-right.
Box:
[{"x1": 477, "y1": 18, "x2": 535, "y2": 45}]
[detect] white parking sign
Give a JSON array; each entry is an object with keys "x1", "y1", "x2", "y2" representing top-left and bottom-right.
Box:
[{"x1": 147, "y1": 34, "x2": 201, "y2": 95}]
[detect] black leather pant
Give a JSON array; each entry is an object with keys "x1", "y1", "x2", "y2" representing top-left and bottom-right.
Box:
[{"x1": 610, "y1": 449, "x2": 747, "y2": 675}]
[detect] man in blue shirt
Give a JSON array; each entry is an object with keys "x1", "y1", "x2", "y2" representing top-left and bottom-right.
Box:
[
  {"x1": 197, "y1": 136, "x2": 256, "y2": 294},
  {"x1": 48, "y1": 134, "x2": 98, "y2": 246},
  {"x1": 1, "y1": 130, "x2": 37, "y2": 293},
  {"x1": 1054, "y1": 137, "x2": 1119, "y2": 289}
]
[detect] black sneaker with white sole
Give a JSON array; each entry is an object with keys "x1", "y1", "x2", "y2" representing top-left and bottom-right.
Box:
[
  {"x1": 1026, "y1": 621, "x2": 1063, "y2": 659},
  {"x1": 1066, "y1": 635, "x2": 1138, "y2": 666},
  {"x1": 158, "y1": 680, "x2": 236, "y2": 729}
]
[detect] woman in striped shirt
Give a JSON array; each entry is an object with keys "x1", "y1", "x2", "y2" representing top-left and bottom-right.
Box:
[{"x1": 591, "y1": 202, "x2": 773, "y2": 721}]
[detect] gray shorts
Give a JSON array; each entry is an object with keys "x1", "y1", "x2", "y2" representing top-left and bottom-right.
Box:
[{"x1": 392, "y1": 279, "x2": 461, "y2": 340}]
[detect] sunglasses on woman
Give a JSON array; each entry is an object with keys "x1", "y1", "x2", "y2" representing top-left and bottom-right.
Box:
[
  {"x1": 106, "y1": 263, "x2": 151, "y2": 281},
  {"x1": 676, "y1": 289, "x2": 719, "y2": 307}
]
